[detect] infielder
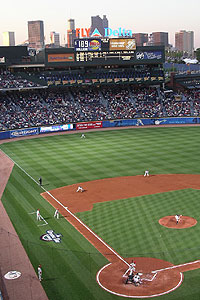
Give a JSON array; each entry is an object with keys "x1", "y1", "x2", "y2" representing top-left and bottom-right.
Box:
[
  {"x1": 175, "y1": 214, "x2": 182, "y2": 224},
  {"x1": 38, "y1": 265, "x2": 42, "y2": 281},
  {"x1": 54, "y1": 209, "x2": 59, "y2": 219},
  {"x1": 144, "y1": 170, "x2": 149, "y2": 177},
  {"x1": 123, "y1": 261, "x2": 136, "y2": 277},
  {"x1": 76, "y1": 186, "x2": 84, "y2": 192},
  {"x1": 36, "y1": 209, "x2": 41, "y2": 221}
]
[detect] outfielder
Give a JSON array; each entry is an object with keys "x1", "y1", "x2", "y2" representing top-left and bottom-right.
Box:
[
  {"x1": 36, "y1": 209, "x2": 41, "y2": 221},
  {"x1": 81, "y1": 134, "x2": 86, "y2": 139},
  {"x1": 38, "y1": 265, "x2": 42, "y2": 281},
  {"x1": 144, "y1": 170, "x2": 149, "y2": 177},
  {"x1": 76, "y1": 186, "x2": 84, "y2": 192},
  {"x1": 54, "y1": 209, "x2": 59, "y2": 219}
]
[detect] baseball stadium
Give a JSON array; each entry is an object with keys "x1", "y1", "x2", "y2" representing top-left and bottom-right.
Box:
[{"x1": 1, "y1": 42, "x2": 200, "y2": 300}]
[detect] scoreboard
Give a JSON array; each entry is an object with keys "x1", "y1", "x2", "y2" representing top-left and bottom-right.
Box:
[
  {"x1": 75, "y1": 38, "x2": 136, "y2": 62},
  {"x1": 45, "y1": 42, "x2": 165, "y2": 67},
  {"x1": 75, "y1": 50, "x2": 136, "y2": 62},
  {"x1": 74, "y1": 39, "x2": 102, "y2": 51}
]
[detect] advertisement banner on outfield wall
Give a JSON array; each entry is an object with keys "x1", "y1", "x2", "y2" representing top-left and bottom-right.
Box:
[
  {"x1": 40, "y1": 124, "x2": 73, "y2": 133},
  {"x1": 10, "y1": 128, "x2": 39, "y2": 138},
  {"x1": 76, "y1": 121, "x2": 102, "y2": 130},
  {"x1": 103, "y1": 117, "x2": 200, "y2": 128}
]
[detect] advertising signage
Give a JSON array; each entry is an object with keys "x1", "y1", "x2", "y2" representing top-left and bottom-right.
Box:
[
  {"x1": 74, "y1": 39, "x2": 101, "y2": 51},
  {"x1": 75, "y1": 27, "x2": 132, "y2": 38},
  {"x1": 76, "y1": 121, "x2": 102, "y2": 130},
  {"x1": 48, "y1": 53, "x2": 75, "y2": 63},
  {"x1": 136, "y1": 51, "x2": 162, "y2": 61},
  {"x1": 109, "y1": 39, "x2": 136, "y2": 51}
]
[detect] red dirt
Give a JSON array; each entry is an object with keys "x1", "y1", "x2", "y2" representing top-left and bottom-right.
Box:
[
  {"x1": 159, "y1": 216, "x2": 197, "y2": 229},
  {"x1": 97, "y1": 257, "x2": 183, "y2": 298},
  {"x1": 0, "y1": 150, "x2": 48, "y2": 300},
  {"x1": 41, "y1": 174, "x2": 200, "y2": 298},
  {"x1": 42, "y1": 174, "x2": 200, "y2": 213}
]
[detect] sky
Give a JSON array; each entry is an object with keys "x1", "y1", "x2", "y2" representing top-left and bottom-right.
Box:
[{"x1": 0, "y1": 0, "x2": 199, "y2": 48}]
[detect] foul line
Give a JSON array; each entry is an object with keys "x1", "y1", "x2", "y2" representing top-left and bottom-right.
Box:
[
  {"x1": 96, "y1": 263, "x2": 183, "y2": 299},
  {"x1": 152, "y1": 259, "x2": 200, "y2": 273},
  {"x1": 3, "y1": 151, "x2": 129, "y2": 267}
]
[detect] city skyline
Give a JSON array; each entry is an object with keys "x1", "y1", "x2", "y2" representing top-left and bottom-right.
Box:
[{"x1": 0, "y1": 0, "x2": 199, "y2": 48}]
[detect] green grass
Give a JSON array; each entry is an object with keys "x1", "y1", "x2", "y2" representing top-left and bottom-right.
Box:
[{"x1": 1, "y1": 126, "x2": 200, "y2": 300}]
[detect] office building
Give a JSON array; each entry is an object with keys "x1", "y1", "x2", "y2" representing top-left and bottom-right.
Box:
[
  {"x1": 50, "y1": 32, "x2": 60, "y2": 47},
  {"x1": 151, "y1": 32, "x2": 168, "y2": 47},
  {"x1": 28, "y1": 20, "x2": 45, "y2": 49},
  {"x1": 3, "y1": 32, "x2": 15, "y2": 46},
  {"x1": 175, "y1": 30, "x2": 194, "y2": 56},
  {"x1": 67, "y1": 19, "x2": 76, "y2": 47},
  {"x1": 90, "y1": 15, "x2": 109, "y2": 37},
  {"x1": 132, "y1": 33, "x2": 148, "y2": 46}
]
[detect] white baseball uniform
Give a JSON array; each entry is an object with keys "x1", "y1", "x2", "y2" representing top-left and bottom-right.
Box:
[
  {"x1": 36, "y1": 209, "x2": 41, "y2": 221},
  {"x1": 123, "y1": 262, "x2": 136, "y2": 277},
  {"x1": 38, "y1": 265, "x2": 42, "y2": 281},
  {"x1": 144, "y1": 170, "x2": 149, "y2": 177},
  {"x1": 76, "y1": 186, "x2": 84, "y2": 192},
  {"x1": 54, "y1": 209, "x2": 59, "y2": 219}
]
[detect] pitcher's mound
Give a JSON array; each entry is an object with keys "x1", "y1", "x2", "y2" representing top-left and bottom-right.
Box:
[{"x1": 159, "y1": 216, "x2": 197, "y2": 229}]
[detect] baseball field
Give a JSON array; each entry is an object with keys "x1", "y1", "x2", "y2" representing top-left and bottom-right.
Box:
[{"x1": 1, "y1": 126, "x2": 200, "y2": 299}]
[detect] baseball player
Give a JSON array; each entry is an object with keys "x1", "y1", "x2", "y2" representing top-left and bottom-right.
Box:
[
  {"x1": 133, "y1": 273, "x2": 141, "y2": 286},
  {"x1": 54, "y1": 209, "x2": 59, "y2": 219},
  {"x1": 81, "y1": 134, "x2": 86, "y2": 139},
  {"x1": 38, "y1": 264, "x2": 42, "y2": 281},
  {"x1": 125, "y1": 273, "x2": 134, "y2": 284},
  {"x1": 76, "y1": 186, "x2": 84, "y2": 192},
  {"x1": 123, "y1": 260, "x2": 136, "y2": 277},
  {"x1": 175, "y1": 214, "x2": 182, "y2": 224},
  {"x1": 39, "y1": 177, "x2": 42, "y2": 186},
  {"x1": 36, "y1": 209, "x2": 41, "y2": 221},
  {"x1": 144, "y1": 170, "x2": 149, "y2": 177}
]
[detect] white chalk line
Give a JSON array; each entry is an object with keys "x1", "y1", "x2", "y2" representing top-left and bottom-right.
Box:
[
  {"x1": 152, "y1": 259, "x2": 200, "y2": 273},
  {"x1": 2, "y1": 150, "x2": 195, "y2": 298},
  {"x1": 37, "y1": 215, "x2": 48, "y2": 226},
  {"x1": 96, "y1": 263, "x2": 183, "y2": 298},
  {"x1": 28, "y1": 211, "x2": 48, "y2": 226},
  {"x1": 3, "y1": 151, "x2": 129, "y2": 268}
]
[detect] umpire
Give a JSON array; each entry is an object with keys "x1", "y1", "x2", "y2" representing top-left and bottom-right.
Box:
[{"x1": 39, "y1": 177, "x2": 42, "y2": 186}]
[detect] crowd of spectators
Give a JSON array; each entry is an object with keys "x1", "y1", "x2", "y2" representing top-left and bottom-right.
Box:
[
  {"x1": 0, "y1": 86, "x2": 200, "y2": 131},
  {"x1": 0, "y1": 71, "x2": 42, "y2": 90}
]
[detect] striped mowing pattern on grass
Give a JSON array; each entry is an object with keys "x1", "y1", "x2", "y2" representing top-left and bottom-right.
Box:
[{"x1": 1, "y1": 127, "x2": 200, "y2": 300}]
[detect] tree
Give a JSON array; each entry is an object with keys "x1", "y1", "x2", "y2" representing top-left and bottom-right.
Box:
[{"x1": 195, "y1": 48, "x2": 200, "y2": 62}]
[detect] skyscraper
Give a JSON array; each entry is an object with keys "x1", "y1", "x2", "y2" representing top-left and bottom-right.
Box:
[
  {"x1": 175, "y1": 30, "x2": 194, "y2": 56},
  {"x1": 3, "y1": 32, "x2": 15, "y2": 46},
  {"x1": 151, "y1": 32, "x2": 168, "y2": 47},
  {"x1": 67, "y1": 19, "x2": 76, "y2": 47},
  {"x1": 50, "y1": 32, "x2": 60, "y2": 47},
  {"x1": 132, "y1": 33, "x2": 148, "y2": 46},
  {"x1": 28, "y1": 20, "x2": 45, "y2": 49},
  {"x1": 90, "y1": 15, "x2": 109, "y2": 37}
]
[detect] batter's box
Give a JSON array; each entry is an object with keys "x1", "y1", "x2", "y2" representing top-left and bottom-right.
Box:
[{"x1": 141, "y1": 272, "x2": 157, "y2": 282}]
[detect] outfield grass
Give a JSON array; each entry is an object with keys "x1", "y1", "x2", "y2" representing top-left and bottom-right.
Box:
[{"x1": 1, "y1": 127, "x2": 200, "y2": 300}]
